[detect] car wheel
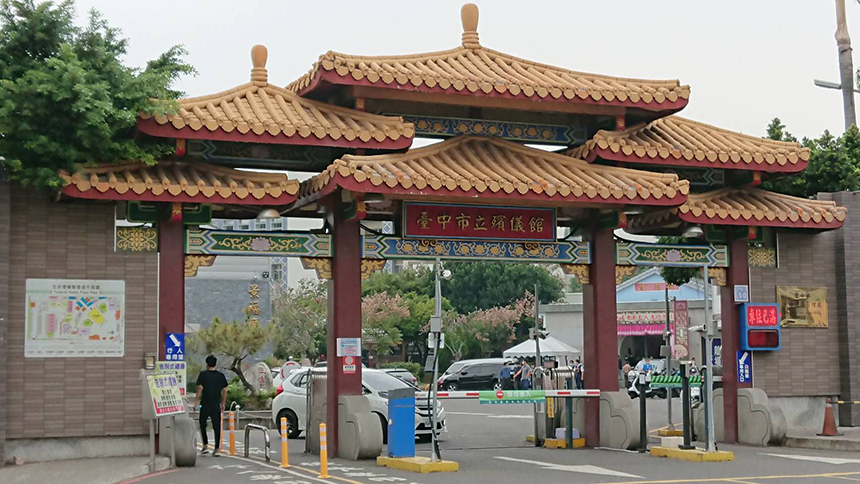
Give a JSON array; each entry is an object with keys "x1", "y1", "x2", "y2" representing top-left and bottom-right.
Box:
[
  {"x1": 446, "y1": 382, "x2": 459, "y2": 391},
  {"x1": 277, "y1": 409, "x2": 301, "y2": 439},
  {"x1": 376, "y1": 412, "x2": 388, "y2": 445},
  {"x1": 492, "y1": 380, "x2": 503, "y2": 391}
]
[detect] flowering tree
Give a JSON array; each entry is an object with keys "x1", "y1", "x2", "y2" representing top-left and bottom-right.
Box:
[
  {"x1": 362, "y1": 292, "x2": 410, "y2": 362},
  {"x1": 444, "y1": 292, "x2": 534, "y2": 361}
]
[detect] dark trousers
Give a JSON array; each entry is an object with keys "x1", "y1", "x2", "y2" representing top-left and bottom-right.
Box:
[
  {"x1": 199, "y1": 405, "x2": 222, "y2": 449},
  {"x1": 501, "y1": 377, "x2": 513, "y2": 390}
]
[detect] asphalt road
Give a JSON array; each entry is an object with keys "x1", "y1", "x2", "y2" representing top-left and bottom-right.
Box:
[{"x1": 124, "y1": 398, "x2": 860, "y2": 484}]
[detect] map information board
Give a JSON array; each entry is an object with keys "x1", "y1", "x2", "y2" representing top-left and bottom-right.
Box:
[{"x1": 25, "y1": 279, "x2": 125, "y2": 357}]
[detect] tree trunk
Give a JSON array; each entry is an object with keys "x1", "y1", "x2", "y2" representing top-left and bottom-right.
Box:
[{"x1": 231, "y1": 357, "x2": 256, "y2": 394}]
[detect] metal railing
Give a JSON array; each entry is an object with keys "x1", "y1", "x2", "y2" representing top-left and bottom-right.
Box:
[{"x1": 244, "y1": 424, "x2": 271, "y2": 462}]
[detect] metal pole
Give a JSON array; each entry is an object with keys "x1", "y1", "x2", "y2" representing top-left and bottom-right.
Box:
[
  {"x1": 430, "y1": 257, "x2": 442, "y2": 462},
  {"x1": 170, "y1": 415, "x2": 176, "y2": 468},
  {"x1": 702, "y1": 265, "x2": 716, "y2": 452},
  {"x1": 638, "y1": 374, "x2": 648, "y2": 453},
  {"x1": 836, "y1": 0, "x2": 857, "y2": 129},
  {"x1": 565, "y1": 377, "x2": 574, "y2": 449},
  {"x1": 149, "y1": 419, "x2": 155, "y2": 472},
  {"x1": 533, "y1": 284, "x2": 543, "y2": 447},
  {"x1": 680, "y1": 363, "x2": 693, "y2": 449},
  {"x1": 665, "y1": 286, "x2": 674, "y2": 431}
]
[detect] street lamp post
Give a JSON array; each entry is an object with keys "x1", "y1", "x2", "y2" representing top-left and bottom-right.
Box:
[{"x1": 665, "y1": 286, "x2": 674, "y2": 433}]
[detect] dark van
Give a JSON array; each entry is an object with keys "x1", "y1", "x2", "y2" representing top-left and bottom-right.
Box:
[{"x1": 435, "y1": 358, "x2": 514, "y2": 391}]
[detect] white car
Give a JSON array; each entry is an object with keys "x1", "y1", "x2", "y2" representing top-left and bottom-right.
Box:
[
  {"x1": 272, "y1": 362, "x2": 305, "y2": 389},
  {"x1": 272, "y1": 368, "x2": 446, "y2": 442}
]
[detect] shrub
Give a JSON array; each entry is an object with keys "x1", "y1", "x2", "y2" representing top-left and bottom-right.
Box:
[{"x1": 226, "y1": 378, "x2": 249, "y2": 410}]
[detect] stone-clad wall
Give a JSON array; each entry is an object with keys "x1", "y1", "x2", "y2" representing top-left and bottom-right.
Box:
[
  {"x1": 2, "y1": 186, "x2": 158, "y2": 441},
  {"x1": 749, "y1": 228, "x2": 841, "y2": 398}
]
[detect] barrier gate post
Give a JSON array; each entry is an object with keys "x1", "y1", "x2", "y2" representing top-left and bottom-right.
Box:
[
  {"x1": 565, "y1": 377, "x2": 573, "y2": 449},
  {"x1": 680, "y1": 362, "x2": 694, "y2": 449},
  {"x1": 638, "y1": 372, "x2": 648, "y2": 453}
]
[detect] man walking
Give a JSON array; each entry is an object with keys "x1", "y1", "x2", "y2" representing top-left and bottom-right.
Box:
[
  {"x1": 499, "y1": 361, "x2": 513, "y2": 390},
  {"x1": 196, "y1": 355, "x2": 228, "y2": 456}
]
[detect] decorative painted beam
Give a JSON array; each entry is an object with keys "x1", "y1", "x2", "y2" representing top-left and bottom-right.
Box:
[
  {"x1": 392, "y1": 114, "x2": 588, "y2": 145},
  {"x1": 300, "y1": 257, "x2": 387, "y2": 280},
  {"x1": 185, "y1": 228, "x2": 331, "y2": 257},
  {"x1": 185, "y1": 255, "x2": 217, "y2": 277},
  {"x1": 116, "y1": 227, "x2": 158, "y2": 252},
  {"x1": 616, "y1": 241, "x2": 728, "y2": 268},
  {"x1": 362, "y1": 235, "x2": 592, "y2": 264},
  {"x1": 562, "y1": 264, "x2": 728, "y2": 287}
]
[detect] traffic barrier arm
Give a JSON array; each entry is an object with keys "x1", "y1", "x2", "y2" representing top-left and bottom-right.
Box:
[{"x1": 415, "y1": 389, "x2": 601, "y2": 399}]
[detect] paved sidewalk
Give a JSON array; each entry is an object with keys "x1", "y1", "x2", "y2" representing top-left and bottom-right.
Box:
[
  {"x1": 784, "y1": 426, "x2": 860, "y2": 451},
  {"x1": 0, "y1": 456, "x2": 170, "y2": 484}
]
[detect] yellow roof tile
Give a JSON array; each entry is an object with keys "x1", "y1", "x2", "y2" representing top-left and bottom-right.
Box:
[
  {"x1": 60, "y1": 160, "x2": 299, "y2": 205},
  {"x1": 288, "y1": 4, "x2": 689, "y2": 111},
  {"x1": 628, "y1": 188, "x2": 846, "y2": 230},
  {"x1": 139, "y1": 45, "x2": 414, "y2": 147},
  {"x1": 298, "y1": 135, "x2": 689, "y2": 206},
  {"x1": 568, "y1": 116, "x2": 810, "y2": 172}
]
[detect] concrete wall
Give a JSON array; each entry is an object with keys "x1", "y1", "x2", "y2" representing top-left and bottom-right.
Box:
[
  {"x1": 749, "y1": 229, "x2": 841, "y2": 398},
  {"x1": 2, "y1": 186, "x2": 157, "y2": 446}
]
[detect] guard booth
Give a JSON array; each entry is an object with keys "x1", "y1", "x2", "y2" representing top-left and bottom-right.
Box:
[{"x1": 1, "y1": 2, "x2": 852, "y2": 466}]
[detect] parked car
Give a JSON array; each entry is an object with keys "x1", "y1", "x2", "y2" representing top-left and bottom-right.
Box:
[
  {"x1": 272, "y1": 362, "x2": 305, "y2": 389},
  {"x1": 436, "y1": 358, "x2": 515, "y2": 391},
  {"x1": 272, "y1": 368, "x2": 446, "y2": 443},
  {"x1": 383, "y1": 368, "x2": 419, "y2": 386}
]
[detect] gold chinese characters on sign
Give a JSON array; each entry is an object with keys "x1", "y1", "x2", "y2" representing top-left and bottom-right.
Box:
[
  {"x1": 247, "y1": 283, "x2": 261, "y2": 324},
  {"x1": 404, "y1": 202, "x2": 555, "y2": 242},
  {"x1": 777, "y1": 286, "x2": 828, "y2": 328}
]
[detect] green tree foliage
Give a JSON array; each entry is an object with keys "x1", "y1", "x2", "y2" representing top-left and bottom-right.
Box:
[
  {"x1": 362, "y1": 266, "x2": 433, "y2": 298},
  {"x1": 0, "y1": 0, "x2": 195, "y2": 187},
  {"x1": 441, "y1": 262, "x2": 564, "y2": 314},
  {"x1": 762, "y1": 119, "x2": 860, "y2": 198},
  {"x1": 443, "y1": 293, "x2": 533, "y2": 361},
  {"x1": 189, "y1": 316, "x2": 270, "y2": 394},
  {"x1": 271, "y1": 279, "x2": 327, "y2": 363}
]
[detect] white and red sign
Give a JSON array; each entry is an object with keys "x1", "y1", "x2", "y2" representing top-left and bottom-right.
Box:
[{"x1": 343, "y1": 356, "x2": 356, "y2": 374}]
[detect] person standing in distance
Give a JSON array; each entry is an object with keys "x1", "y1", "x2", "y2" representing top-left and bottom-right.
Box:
[{"x1": 196, "y1": 355, "x2": 228, "y2": 456}]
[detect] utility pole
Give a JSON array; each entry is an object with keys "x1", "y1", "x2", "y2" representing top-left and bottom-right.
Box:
[
  {"x1": 836, "y1": 0, "x2": 857, "y2": 128},
  {"x1": 702, "y1": 265, "x2": 716, "y2": 452},
  {"x1": 532, "y1": 283, "x2": 543, "y2": 447},
  {"x1": 429, "y1": 257, "x2": 443, "y2": 462}
]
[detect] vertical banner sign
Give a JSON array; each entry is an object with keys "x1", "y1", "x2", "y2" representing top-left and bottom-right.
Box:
[
  {"x1": 711, "y1": 338, "x2": 723, "y2": 367},
  {"x1": 403, "y1": 202, "x2": 556, "y2": 242},
  {"x1": 673, "y1": 300, "x2": 689, "y2": 359},
  {"x1": 165, "y1": 332, "x2": 184, "y2": 361}
]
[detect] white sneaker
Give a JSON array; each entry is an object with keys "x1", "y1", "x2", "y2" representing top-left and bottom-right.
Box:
[
  {"x1": 200, "y1": 446, "x2": 209, "y2": 454},
  {"x1": 212, "y1": 449, "x2": 220, "y2": 457}
]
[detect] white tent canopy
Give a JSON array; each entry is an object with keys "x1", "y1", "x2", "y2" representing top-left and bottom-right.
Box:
[{"x1": 503, "y1": 336, "x2": 580, "y2": 365}]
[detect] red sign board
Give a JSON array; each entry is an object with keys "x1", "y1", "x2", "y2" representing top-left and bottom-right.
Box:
[
  {"x1": 403, "y1": 202, "x2": 555, "y2": 242},
  {"x1": 746, "y1": 304, "x2": 779, "y2": 327}
]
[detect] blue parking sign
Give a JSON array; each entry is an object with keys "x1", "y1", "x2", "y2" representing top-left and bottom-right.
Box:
[
  {"x1": 737, "y1": 350, "x2": 752, "y2": 383},
  {"x1": 165, "y1": 333, "x2": 184, "y2": 361}
]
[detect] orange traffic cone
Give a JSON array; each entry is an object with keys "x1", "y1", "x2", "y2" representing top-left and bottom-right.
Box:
[{"x1": 818, "y1": 400, "x2": 843, "y2": 437}]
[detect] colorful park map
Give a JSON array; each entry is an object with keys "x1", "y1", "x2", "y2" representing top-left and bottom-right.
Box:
[{"x1": 25, "y1": 279, "x2": 125, "y2": 357}]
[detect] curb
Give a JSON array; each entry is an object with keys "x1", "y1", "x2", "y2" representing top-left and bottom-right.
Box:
[
  {"x1": 650, "y1": 446, "x2": 734, "y2": 462},
  {"x1": 377, "y1": 456, "x2": 459, "y2": 473},
  {"x1": 784, "y1": 436, "x2": 860, "y2": 452}
]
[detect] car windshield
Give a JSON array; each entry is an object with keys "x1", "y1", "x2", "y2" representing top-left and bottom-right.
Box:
[
  {"x1": 444, "y1": 362, "x2": 465, "y2": 375},
  {"x1": 363, "y1": 371, "x2": 411, "y2": 394}
]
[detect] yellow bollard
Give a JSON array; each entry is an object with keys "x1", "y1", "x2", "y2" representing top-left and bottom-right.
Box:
[
  {"x1": 229, "y1": 411, "x2": 236, "y2": 456},
  {"x1": 280, "y1": 417, "x2": 290, "y2": 468},
  {"x1": 318, "y1": 423, "x2": 330, "y2": 479}
]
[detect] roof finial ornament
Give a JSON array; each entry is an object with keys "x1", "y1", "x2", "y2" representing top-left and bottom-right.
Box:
[
  {"x1": 250, "y1": 44, "x2": 268, "y2": 85},
  {"x1": 461, "y1": 3, "x2": 480, "y2": 49}
]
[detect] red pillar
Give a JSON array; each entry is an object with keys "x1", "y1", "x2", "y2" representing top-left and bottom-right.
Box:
[
  {"x1": 719, "y1": 236, "x2": 749, "y2": 444},
  {"x1": 582, "y1": 226, "x2": 618, "y2": 446},
  {"x1": 158, "y1": 206, "x2": 185, "y2": 359},
  {"x1": 326, "y1": 199, "x2": 363, "y2": 457}
]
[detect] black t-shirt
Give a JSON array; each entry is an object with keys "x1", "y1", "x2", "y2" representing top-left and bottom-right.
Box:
[{"x1": 196, "y1": 370, "x2": 228, "y2": 408}]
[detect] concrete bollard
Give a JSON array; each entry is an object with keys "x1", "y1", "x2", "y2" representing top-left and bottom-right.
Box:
[
  {"x1": 319, "y1": 423, "x2": 330, "y2": 479},
  {"x1": 229, "y1": 412, "x2": 236, "y2": 456},
  {"x1": 280, "y1": 417, "x2": 290, "y2": 468}
]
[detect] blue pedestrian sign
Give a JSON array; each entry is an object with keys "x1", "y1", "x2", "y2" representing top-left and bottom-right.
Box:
[
  {"x1": 737, "y1": 350, "x2": 752, "y2": 383},
  {"x1": 165, "y1": 333, "x2": 184, "y2": 361}
]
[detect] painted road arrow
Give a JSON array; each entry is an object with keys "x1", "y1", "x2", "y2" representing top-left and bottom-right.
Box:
[{"x1": 495, "y1": 456, "x2": 642, "y2": 478}]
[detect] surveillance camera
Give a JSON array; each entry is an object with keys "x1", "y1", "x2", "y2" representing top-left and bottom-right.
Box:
[
  {"x1": 689, "y1": 324, "x2": 706, "y2": 333},
  {"x1": 441, "y1": 269, "x2": 452, "y2": 280}
]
